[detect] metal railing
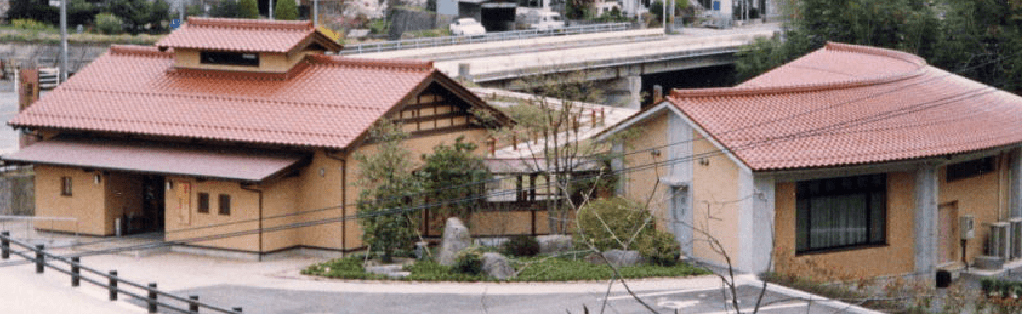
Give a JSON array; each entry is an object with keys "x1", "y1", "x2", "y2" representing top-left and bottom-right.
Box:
[
  {"x1": 0, "y1": 231, "x2": 245, "y2": 313},
  {"x1": 339, "y1": 23, "x2": 634, "y2": 54}
]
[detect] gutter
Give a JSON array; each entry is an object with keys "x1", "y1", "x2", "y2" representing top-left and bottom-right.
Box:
[
  {"x1": 240, "y1": 184, "x2": 264, "y2": 261},
  {"x1": 325, "y1": 151, "x2": 347, "y2": 253}
]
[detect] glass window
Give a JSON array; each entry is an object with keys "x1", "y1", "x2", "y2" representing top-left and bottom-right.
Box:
[
  {"x1": 200, "y1": 51, "x2": 259, "y2": 66},
  {"x1": 198, "y1": 193, "x2": 209, "y2": 213},
  {"x1": 218, "y1": 194, "x2": 231, "y2": 216},
  {"x1": 60, "y1": 177, "x2": 72, "y2": 196},
  {"x1": 795, "y1": 174, "x2": 886, "y2": 253}
]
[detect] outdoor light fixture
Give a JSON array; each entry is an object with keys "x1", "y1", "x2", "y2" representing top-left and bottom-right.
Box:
[
  {"x1": 699, "y1": 158, "x2": 710, "y2": 166},
  {"x1": 650, "y1": 149, "x2": 661, "y2": 157},
  {"x1": 94, "y1": 174, "x2": 101, "y2": 184},
  {"x1": 319, "y1": 168, "x2": 326, "y2": 177},
  {"x1": 166, "y1": 181, "x2": 173, "y2": 190}
]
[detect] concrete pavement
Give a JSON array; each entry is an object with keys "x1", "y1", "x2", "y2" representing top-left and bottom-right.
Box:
[{"x1": 0, "y1": 262, "x2": 139, "y2": 314}]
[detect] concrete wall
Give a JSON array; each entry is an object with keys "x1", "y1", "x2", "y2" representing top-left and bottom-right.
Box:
[
  {"x1": 0, "y1": 174, "x2": 34, "y2": 216},
  {"x1": 773, "y1": 172, "x2": 917, "y2": 280}
]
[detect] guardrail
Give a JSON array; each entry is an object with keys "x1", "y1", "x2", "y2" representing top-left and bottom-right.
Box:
[
  {"x1": 339, "y1": 23, "x2": 634, "y2": 54},
  {"x1": 0, "y1": 231, "x2": 244, "y2": 313}
]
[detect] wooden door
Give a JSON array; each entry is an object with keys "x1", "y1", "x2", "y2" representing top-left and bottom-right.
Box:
[{"x1": 938, "y1": 202, "x2": 959, "y2": 265}]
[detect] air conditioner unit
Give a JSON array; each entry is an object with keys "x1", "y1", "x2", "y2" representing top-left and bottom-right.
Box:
[
  {"x1": 960, "y1": 215, "x2": 975, "y2": 240},
  {"x1": 1012, "y1": 218, "x2": 1022, "y2": 260},
  {"x1": 990, "y1": 222, "x2": 1011, "y2": 261}
]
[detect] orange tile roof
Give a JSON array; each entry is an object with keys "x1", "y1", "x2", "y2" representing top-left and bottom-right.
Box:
[
  {"x1": 9, "y1": 45, "x2": 442, "y2": 149},
  {"x1": 669, "y1": 42, "x2": 1022, "y2": 171},
  {"x1": 156, "y1": 17, "x2": 337, "y2": 53}
]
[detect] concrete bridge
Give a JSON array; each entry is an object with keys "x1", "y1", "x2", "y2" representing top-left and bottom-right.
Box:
[{"x1": 356, "y1": 23, "x2": 780, "y2": 108}]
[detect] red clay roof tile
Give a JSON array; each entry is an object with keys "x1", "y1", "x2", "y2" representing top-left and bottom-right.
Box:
[
  {"x1": 9, "y1": 45, "x2": 437, "y2": 149},
  {"x1": 156, "y1": 17, "x2": 328, "y2": 53},
  {"x1": 669, "y1": 42, "x2": 1022, "y2": 171}
]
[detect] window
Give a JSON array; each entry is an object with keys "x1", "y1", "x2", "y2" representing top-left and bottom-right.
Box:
[
  {"x1": 60, "y1": 177, "x2": 72, "y2": 196},
  {"x1": 197, "y1": 193, "x2": 210, "y2": 213},
  {"x1": 218, "y1": 194, "x2": 231, "y2": 216},
  {"x1": 796, "y1": 174, "x2": 886, "y2": 253},
  {"x1": 947, "y1": 157, "x2": 995, "y2": 182},
  {"x1": 200, "y1": 51, "x2": 259, "y2": 67}
]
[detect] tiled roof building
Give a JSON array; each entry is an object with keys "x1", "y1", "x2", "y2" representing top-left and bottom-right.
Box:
[{"x1": 3, "y1": 18, "x2": 511, "y2": 254}]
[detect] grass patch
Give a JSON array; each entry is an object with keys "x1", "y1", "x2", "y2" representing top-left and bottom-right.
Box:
[{"x1": 303, "y1": 256, "x2": 711, "y2": 282}]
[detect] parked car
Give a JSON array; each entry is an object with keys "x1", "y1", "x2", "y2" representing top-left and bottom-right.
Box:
[
  {"x1": 450, "y1": 18, "x2": 487, "y2": 36},
  {"x1": 524, "y1": 11, "x2": 565, "y2": 30}
]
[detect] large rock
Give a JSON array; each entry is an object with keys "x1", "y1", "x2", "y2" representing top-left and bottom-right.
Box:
[
  {"x1": 481, "y1": 252, "x2": 515, "y2": 280},
  {"x1": 537, "y1": 235, "x2": 573, "y2": 255},
  {"x1": 585, "y1": 250, "x2": 643, "y2": 268},
  {"x1": 437, "y1": 217, "x2": 471, "y2": 266}
]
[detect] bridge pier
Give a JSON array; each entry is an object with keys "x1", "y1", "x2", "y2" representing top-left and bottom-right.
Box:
[{"x1": 603, "y1": 75, "x2": 642, "y2": 110}]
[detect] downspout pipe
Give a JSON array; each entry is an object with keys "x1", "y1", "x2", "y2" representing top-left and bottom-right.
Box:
[
  {"x1": 241, "y1": 184, "x2": 263, "y2": 261},
  {"x1": 325, "y1": 151, "x2": 347, "y2": 253}
]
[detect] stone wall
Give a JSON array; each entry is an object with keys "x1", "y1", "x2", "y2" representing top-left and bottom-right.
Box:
[
  {"x1": 388, "y1": 9, "x2": 436, "y2": 40},
  {"x1": 0, "y1": 173, "x2": 34, "y2": 216}
]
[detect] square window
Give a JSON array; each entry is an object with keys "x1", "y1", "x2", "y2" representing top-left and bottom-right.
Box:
[
  {"x1": 198, "y1": 193, "x2": 209, "y2": 213},
  {"x1": 795, "y1": 174, "x2": 886, "y2": 253},
  {"x1": 218, "y1": 194, "x2": 231, "y2": 216},
  {"x1": 60, "y1": 177, "x2": 72, "y2": 196}
]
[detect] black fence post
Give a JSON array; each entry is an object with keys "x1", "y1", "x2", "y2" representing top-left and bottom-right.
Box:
[
  {"x1": 108, "y1": 270, "x2": 118, "y2": 301},
  {"x1": 1, "y1": 231, "x2": 9, "y2": 259},
  {"x1": 233, "y1": 307, "x2": 242, "y2": 313},
  {"x1": 147, "y1": 283, "x2": 158, "y2": 314},
  {"x1": 34, "y1": 245, "x2": 44, "y2": 274},
  {"x1": 189, "y1": 295, "x2": 199, "y2": 313},
  {"x1": 70, "y1": 257, "x2": 80, "y2": 287}
]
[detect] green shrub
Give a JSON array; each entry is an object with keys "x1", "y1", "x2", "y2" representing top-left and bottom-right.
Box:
[
  {"x1": 637, "y1": 230, "x2": 681, "y2": 267},
  {"x1": 574, "y1": 197, "x2": 654, "y2": 251},
  {"x1": 274, "y1": 0, "x2": 298, "y2": 20},
  {"x1": 238, "y1": 0, "x2": 260, "y2": 19},
  {"x1": 502, "y1": 235, "x2": 540, "y2": 257},
  {"x1": 94, "y1": 13, "x2": 123, "y2": 35},
  {"x1": 454, "y1": 247, "x2": 483, "y2": 275},
  {"x1": 11, "y1": 19, "x2": 50, "y2": 30}
]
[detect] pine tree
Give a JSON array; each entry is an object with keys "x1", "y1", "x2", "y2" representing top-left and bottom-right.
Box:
[
  {"x1": 274, "y1": 0, "x2": 298, "y2": 20},
  {"x1": 238, "y1": 0, "x2": 260, "y2": 19}
]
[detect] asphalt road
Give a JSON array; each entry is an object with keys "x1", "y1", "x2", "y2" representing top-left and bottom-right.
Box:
[{"x1": 128, "y1": 284, "x2": 848, "y2": 314}]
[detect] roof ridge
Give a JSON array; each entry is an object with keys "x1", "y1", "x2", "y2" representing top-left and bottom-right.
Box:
[
  {"x1": 305, "y1": 54, "x2": 434, "y2": 71},
  {"x1": 824, "y1": 42, "x2": 927, "y2": 66},
  {"x1": 108, "y1": 45, "x2": 174, "y2": 58},
  {"x1": 671, "y1": 67, "x2": 928, "y2": 99},
  {"x1": 185, "y1": 17, "x2": 313, "y2": 31}
]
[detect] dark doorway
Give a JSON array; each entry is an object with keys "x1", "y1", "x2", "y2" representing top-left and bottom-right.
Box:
[{"x1": 141, "y1": 176, "x2": 166, "y2": 233}]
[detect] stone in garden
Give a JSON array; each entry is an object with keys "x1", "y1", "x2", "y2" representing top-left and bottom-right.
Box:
[
  {"x1": 537, "y1": 234, "x2": 573, "y2": 254},
  {"x1": 585, "y1": 250, "x2": 643, "y2": 267},
  {"x1": 481, "y1": 252, "x2": 515, "y2": 280},
  {"x1": 438, "y1": 217, "x2": 471, "y2": 266}
]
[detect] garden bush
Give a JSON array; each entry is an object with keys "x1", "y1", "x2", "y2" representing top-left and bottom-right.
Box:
[
  {"x1": 11, "y1": 19, "x2": 50, "y2": 30},
  {"x1": 502, "y1": 235, "x2": 539, "y2": 257},
  {"x1": 454, "y1": 247, "x2": 483, "y2": 275},
  {"x1": 637, "y1": 229, "x2": 681, "y2": 266},
  {"x1": 94, "y1": 13, "x2": 123, "y2": 35},
  {"x1": 574, "y1": 197, "x2": 655, "y2": 252}
]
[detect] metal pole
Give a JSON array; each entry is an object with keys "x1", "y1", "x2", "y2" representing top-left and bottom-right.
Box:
[
  {"x1": 313, "y1": 0, "x2": 318, "y2": 25},
  {"x1": 148, "y1": 283, "x2": 158, "y2": 313},
  {"x1": 1, "y1": 231, "x2": 8, "y2": 259},
  {"x1": 269, "y1": 0, "x2": 274, "y2": 19},
  {"x1": 189, "y1": 295, "x2": 199, "y2": 313},
  {"x1": 35, "y1": 245, "x2": 44, "y2": 274},
  {"x1": 71, "y1": 257, "x2": 80, "y2": 287},
  {"x1": 109, "y1": 270, "x2": 118, "y2": 301},
  {"x1": 59, "y1": 0, "x2": 68, "y2": 82},
  {"x1": 179, "y1": 0, "x2": 185, "y2": 21}
]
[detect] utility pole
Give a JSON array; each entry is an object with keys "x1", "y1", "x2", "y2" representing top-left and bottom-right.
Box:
[
  {"x1": 179, "y1": 0, "x2": 185, "y2": 22},
  {"x1": 313, "y1": 0, "x2": 318, "y2": 25},
  {"x1": 59, "y1": 0, "x2": 68, "y2": 82},
  {"x1": 269, "y1": 0, "x2": 274, "y2": 19}
]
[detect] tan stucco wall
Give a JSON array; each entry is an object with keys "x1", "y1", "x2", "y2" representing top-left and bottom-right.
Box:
[
  {"x1": 104, "y1": 172, "x2": 143, "y2": 229},
  {"x1": 622, "y1": 112, "x2": 670, "y2": 217},
  {"x1": 164, "y1": 177, "x2": 260, "y2": 251},
  {"x1": 295, "y1": 150, "x2": 346, "y2": 250},
  {"x1": 690, "y1": 130, "x2": 740, "y2": 266},
  {"x1": 773, "y1": 172, "x2": 916, "y2": 280},
  {"x1": 260, "y1": 176, "x2": 301, "y2": 252},
  {"x1": 938, "y1": 153, "x2": 1013, "y2": 265},
  {"x1": 34, "y1": 165, "x2": 108, "y2": 235},
  {"x1": 173, "y1": 49, "x2": 304, "y2": 73}
]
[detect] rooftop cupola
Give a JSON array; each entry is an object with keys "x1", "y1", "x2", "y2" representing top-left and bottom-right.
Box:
[{"x1": 156, "y1": 17, "x2": 343, "y2": 73}]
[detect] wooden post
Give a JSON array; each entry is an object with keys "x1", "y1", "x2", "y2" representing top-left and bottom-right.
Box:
[
  {"x1": 1, "y1": 231, "x2": 9, "y2": 259},
  {"x1": 109, "y1": 270, "x2": 118, "y2": 301},
  {"x1": 147, "y1": 283, "x2": 158, "y2": 313},
  {"x1": 189, "y1": 295, "x2": 200, "y2": 313},
  {"x1": 70, "y1": 257, "x2": 80, "y2": 287},
  {"x1": 35, "y1": 245, "x2": 44, "y2": 274}
]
